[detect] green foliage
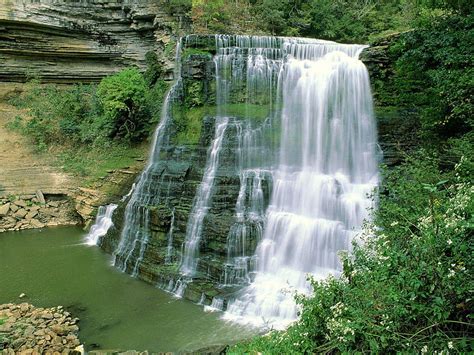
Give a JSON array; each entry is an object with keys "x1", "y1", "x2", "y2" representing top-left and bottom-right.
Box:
[
  {"x1": 181, "y1": 47, "x2": 213, "y2": 60},
  {"x1": 96, "y1": 67, "x2": 148, "y2": 141},
  {"x1": 172, "y1": 104, "x2": 203, "y2": 145},
  {"x1": 390, "y1": 13, "x2": 474, "y2": 139},
  {"x1": 146, "y1": 79, "x2": 171, "y2": 126},
  {"x1": 143, "y1": 51, "x2": 163, "y2": 87},
  {"x1": 185, "y1": 81, "x2": 205, "y2": 107},
  {"x1": 187, "y1": 0, "x2": 466, "y2": 43},
  {"x1": 167, "y1": 0, "x2": 192, "y2": 14},
  {"x1": 8, "y1": 60, "x2": 169, "y2": 181},
  {"x1": 244, "y1": 0, "x2": 418, "y2": 42},
  {"x1": 9, "y1": 82, "x2": 99, "y2": 149},
  {"x1": 10, "y1": 65, "x2": 169, "y2": 151},
  {"x1": 191, "y1": 0, "x2": 262, "y2": 35},
  {"x1": 57, "y1": 144, "x2": 147, "y2": 183},
  {"x1": 172, "y1": 103, "x2": 271, "y2": 145}
]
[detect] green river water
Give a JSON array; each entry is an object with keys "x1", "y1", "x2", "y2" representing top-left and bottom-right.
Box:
[{"x1": 0, "y1": 227, "x2": 255, "y2": 352}]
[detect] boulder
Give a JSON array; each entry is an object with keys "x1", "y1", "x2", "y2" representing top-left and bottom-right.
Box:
[
  {"x1": 30, "y1": 219, "x2": 45, "y2": 228},
  {"x1": 14, "y1": 208, "x2": 28, "y2": 218},
  {"x1": 14, "y1": 200, "x2": 27, "y2": 208},
  {"x1": 0, "y1": 202, "x2": 10, "y2": 216},
  {"x1": 25, "y1": 211, "x2": 38, "y2": 220},
  {"x1": 35, "y1": 190, "x2": 46, "y2": 205}
]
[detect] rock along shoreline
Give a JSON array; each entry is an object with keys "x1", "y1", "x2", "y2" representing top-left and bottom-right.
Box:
[{"x1": 0, "y1": 303, "x2": 83, "y2": 354}]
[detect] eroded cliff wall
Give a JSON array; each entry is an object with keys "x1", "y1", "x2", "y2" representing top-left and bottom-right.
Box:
[{"x1": 0, "y1": 0, "x2": 190, "y2": 82}]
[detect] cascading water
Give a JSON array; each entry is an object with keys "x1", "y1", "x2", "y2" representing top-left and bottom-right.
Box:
[
  {"x1": 84, "y1": 204, "x2": 118, "y2": 246},
  {"x1": 180, "y1": 116, "x2": 230, "y2": 276},
  {"x1": 164, "y1": 207, "x2": 176, "y2": 264},
  {"x1": 111, "y1": 34, "x2": 378, "y2": 329},
  {"x1": 224, "y1": 37, "x2": 378, "y2": 329},
  {"x1": 112, "y1": 38, "x2": 184, "y2": 274},
  {"x1": 221, "y1": 125, "x2": 269, "y2": 286}
]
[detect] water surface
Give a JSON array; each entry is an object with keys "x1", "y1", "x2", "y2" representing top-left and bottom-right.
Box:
[{"x1": 0, "y1": 227, "x2": 255, "y2": 352}]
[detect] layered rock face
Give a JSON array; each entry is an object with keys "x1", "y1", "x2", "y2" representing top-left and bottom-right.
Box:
[{"x1": 0, "y1": 0, "x2": 190, "y2": 82}]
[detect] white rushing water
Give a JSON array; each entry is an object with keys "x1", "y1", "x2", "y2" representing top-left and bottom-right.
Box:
[
  {"x1": 180, "y1": 116, "x2": 230, "y2": 276},
  {"x1": 112, "y1": 34, "x2": 378, "y2": 329},
  {"x1": 84, "y1": 204, "x2": 118, "y2": 246},
  {"x1": 218, "y1": 36, "x2": 379, "y2": 329}
]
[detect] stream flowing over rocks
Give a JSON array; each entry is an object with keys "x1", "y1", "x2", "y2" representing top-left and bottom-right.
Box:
[{"x1": 0, "y1": 303, "x2": 81, "y2": 354}]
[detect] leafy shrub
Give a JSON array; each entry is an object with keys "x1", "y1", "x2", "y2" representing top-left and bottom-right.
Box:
[
  {"x1": 143, "y1": 51, "x2": 163, "y2": 87},
  {"x1": 167, "y1": 0, "x2": 192, "y2": 14},
  {"x1": 10, "y1": 82, "x2": 98, "y2": 149},
  {"x1": 96, "y1": 67, "x2": 148, "y2": 142},
  {"x1": 391, "y1": 13, "x2": 474, "y2": 139}
]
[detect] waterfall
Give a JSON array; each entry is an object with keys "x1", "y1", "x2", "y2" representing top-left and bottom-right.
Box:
[
  {"x1": 84, "y1": 204, "x2": 118, "y2": 246},
  {"x1": 204, "y1": 297, "x2": 224, "y2": 312},
  {"x1": 223, "y1": 37, "x2": 378, "y2": 329},
  {"x1": 111, "y1": 34, "x2": 378, "y2": 329},
  {"x1": 180, "y1": 116, "x2": 230, "y2": 276},
  {"x1": 112, "y1": 38, "x2": 184, "y2": 273},
  {"x1": 164, "y1": 207, "x2": 176, "y2": 264}
]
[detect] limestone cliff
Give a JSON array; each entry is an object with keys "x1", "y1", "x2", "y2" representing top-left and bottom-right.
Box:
[{"x1": 0, "y1": 0, "x2": 190, "y2": 82}]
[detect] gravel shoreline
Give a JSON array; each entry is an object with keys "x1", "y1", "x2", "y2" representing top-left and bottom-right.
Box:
[{"x1": 0, "y1": 303, "x2": 83, "y2": 354}]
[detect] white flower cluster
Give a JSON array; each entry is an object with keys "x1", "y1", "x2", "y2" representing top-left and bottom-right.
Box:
[
  {"x1": 326, "y1": 302, "x2": 355, "y2": 343},
  {"x1": 444, "y1": 183, "x2": 473, "y2": 229},
  {"x1": 447, "y1": 263, "x2": 466, "y2": 278},
  {"x1": 379, "y1": 313, "x2": 394, "y2": 330}
]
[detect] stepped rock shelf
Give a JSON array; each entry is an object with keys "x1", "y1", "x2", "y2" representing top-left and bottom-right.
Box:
[
  {"x1": 100, "y1": 34, "x2": 380, "y2": 329},
  {"x1": 0, "y1": 0, "x2": 189, "y2": 82}
]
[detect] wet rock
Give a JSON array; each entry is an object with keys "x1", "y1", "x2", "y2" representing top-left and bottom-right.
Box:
[{"x1": 30, "y1": 219, "x2": 45, "y2": 228}]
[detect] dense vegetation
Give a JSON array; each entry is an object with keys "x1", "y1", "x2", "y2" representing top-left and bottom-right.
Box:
[
  {"x1": 186, "y1": 0, "x2": 471, "y2": 42},
  {"x1": 9, "y1": 55, "x2": 169, "y2": 182}
]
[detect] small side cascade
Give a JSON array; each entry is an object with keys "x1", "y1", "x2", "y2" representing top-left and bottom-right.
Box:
[
  {"x1": 197, "y1": 293, "x2": 206, "y2": 305},
  {"x1": 222, "y1": 169, "x2": 267, "y2": 286},
  {"x1": 180, "y1": 116, "x2": 230, "y2": 276},
  {"x1": 204, "y1": 297, "x2": 224, "y2": 312},
  {"x1": 172, "y1": 278, "x2": 188, "y2": 299},
  {"x1": 165, "y1": 208, "x2": 176, "y2": 264},
  {"x1": 84, "y1": 204, "x2": 118, "y2": 246},
  {"x1": 112, "y1": 38, "x2": 185, "y2": 273},
  {"x1": 120, "y1": 183, "x2": 136, "y2": 202}
]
